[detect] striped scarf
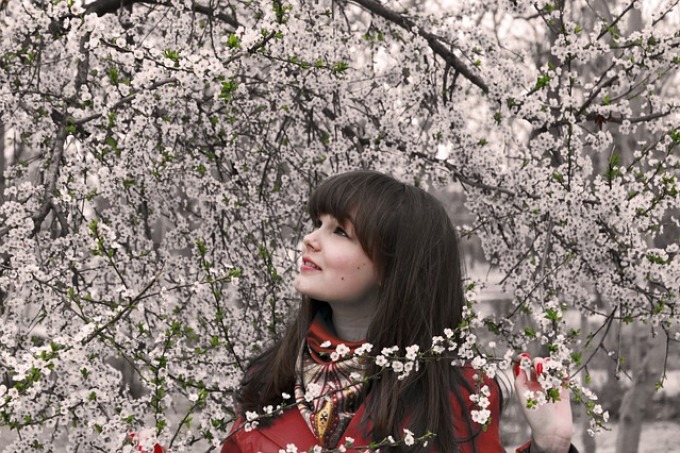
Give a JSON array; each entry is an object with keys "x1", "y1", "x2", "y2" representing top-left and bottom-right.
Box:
[{"x1": 294, "y1": 310, "x2": 368, "y2": 448}]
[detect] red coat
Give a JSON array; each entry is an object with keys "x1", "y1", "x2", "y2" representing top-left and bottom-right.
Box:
[{"x1": 222, "y1": 369, "x2": 507, "y2": 453}]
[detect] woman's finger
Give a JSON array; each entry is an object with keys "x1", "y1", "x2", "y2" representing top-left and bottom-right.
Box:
[{"x1": 532, "y1": 357, "x2": 545, "y2": 378}]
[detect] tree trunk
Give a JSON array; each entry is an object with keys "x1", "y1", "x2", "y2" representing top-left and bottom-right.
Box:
[
  {"x1": 613, "y1": 7, "x2": 664, "y2": 453},
  {"x1": 614, "y1": 322, "x2": 664, "y2": 453},
  {"x1": 580, "y1": 315, "x2": 597, "y2": 453}
]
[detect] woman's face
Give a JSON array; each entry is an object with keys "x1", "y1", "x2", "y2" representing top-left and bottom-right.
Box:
[{"x1": 294, "y1": 214, "x2": 379, "y2": 312}]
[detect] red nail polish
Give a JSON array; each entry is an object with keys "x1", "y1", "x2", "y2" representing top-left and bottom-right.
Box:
[
  {"x1": 514, "y1": 364, "x2": 520, "y2": 377},
  {"x1": 536, "y1": 363, "x2": 543, "y2": 375},
  {"x1": 520, "y1": 352, "x2": 531, "y2": 359}
]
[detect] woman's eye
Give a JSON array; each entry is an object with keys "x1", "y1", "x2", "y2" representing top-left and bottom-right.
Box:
[{"x1": 334, "y1": 227, "x2": 349, "y2": 238}]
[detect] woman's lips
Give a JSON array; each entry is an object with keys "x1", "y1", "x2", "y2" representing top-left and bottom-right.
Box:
[{"x1": 301, "y1": 257, "x2": 321, "y2": 270}]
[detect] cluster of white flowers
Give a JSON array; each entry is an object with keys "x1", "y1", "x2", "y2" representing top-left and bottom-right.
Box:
[
  {"x1": 353, "y1": 342, "x2": 374, "y2": 357},
  {"x1": 243, "y1": 411, "x2": 260, "y2": 432},
  {"x1": 469, "y1": 384, "x2": 493, "y2": 426},
  {"x1": 303, "y1": 382, "x2": 323, "y2": 403},
  {"x1": 330, "y1": 343, "x2": 351, "y2": 362},
  {"x1": 574, "y1": 385, "x2": 610, "y2": 437},
  {"x1": 371, "y1": 344, "x2": 421, "y2": 380}
]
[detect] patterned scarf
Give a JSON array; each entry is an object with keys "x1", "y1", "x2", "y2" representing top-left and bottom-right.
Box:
[{"x1": 294, "y1": 309, "x2": 368, "y2": 448}]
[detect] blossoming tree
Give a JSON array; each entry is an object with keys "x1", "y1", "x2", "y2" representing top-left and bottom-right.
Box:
[{"x1": 1, "y1": 0, "x2": 679, "y2": 451}]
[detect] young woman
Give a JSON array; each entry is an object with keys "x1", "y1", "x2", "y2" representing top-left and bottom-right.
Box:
[{"x1": 222, "y1": 170, "x2": 575, "y2": 453}]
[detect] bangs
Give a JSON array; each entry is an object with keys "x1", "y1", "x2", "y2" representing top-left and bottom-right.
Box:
[
  {"x1": 308, "y1": 171, "x2": 405, "y2": 261},
  {"x1": 308, "y1": 175, "x2": 364, "y2": 224}
]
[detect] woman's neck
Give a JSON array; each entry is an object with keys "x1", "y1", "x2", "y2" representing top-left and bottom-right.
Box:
[{"x1": 327, "y1": 303, "x2": 373, "y2": 342}]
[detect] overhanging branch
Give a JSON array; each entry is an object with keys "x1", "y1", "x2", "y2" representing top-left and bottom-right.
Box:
[
  {"x1": 84, "y1": 0, "x2": 238, "y2": 28},
  {"x1": 349, "y1": 0, "x2": 489, "y2": 94}
]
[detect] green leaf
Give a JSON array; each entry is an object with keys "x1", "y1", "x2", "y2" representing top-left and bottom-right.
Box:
[
  {"x1": 547, "y1": 387, "x2": 561, "y2": 401},
  {"x1": 108, "y1": 66, "x2": 119, "y2": 85},
  {"x1": 605, "y1": 152, "x2": 622, "y2": 182},
  {"x1": 331, "y1": 61, "x2": 350, "y2": 74},
  {"x1": 484, "y1": 319, "x2": 500, "y2": 335},
  {"x1": 552, "y1": 171, "x2": 564, "y2": 183},
  {"x1": 227, "y1": 268, "x2": 242, "y2": 278},
  {"x1": 535, "y1": 74, "x2": 552, "y2": 90},
  {"x1": 163, "y1": 49, "x2": 180, "y2": 67},
  {"x1": 645, "y1": 253, "x2": 667, "y2": 265},
  {"x1": 219, "y1": 78, "x2": 239, "y2": 102},
  {"x1": 88, "y1": 218, "x2": 99, "y2": 235},
  {"x1": 105, "y1": 136, "x2": 118, "y2": 149},
  {"x1": 226, "y1": 34, "x2": 240, "y2": 49},
  {"x1": 670, "y1": 129, "x2": 680, "y2": 143}
]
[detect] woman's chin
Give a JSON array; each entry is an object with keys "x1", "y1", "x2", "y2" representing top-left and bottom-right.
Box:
[{"x1": 293, "y1": 280, "x2": 312, "y2": 298}]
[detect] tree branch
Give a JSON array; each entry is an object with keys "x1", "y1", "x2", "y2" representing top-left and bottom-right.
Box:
[
  {"x1": 596, "y1": 1, "x2": 636, "y2": 40},
  {"x1": 84, "y1": 0, "x2": 238, "y2": 28},
  {"x1": 74, "y1": 77, "x2": 178, "y2": 125},
  {"x1": 410, "y1": 150, "x2": 515, "y2": 196},
  {"x1": 349, "y1": 0, "x2": 489, "y2": 94}
]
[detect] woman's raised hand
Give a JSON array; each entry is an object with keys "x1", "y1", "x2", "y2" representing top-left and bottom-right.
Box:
[{"x1": 513, "y1": 353, "x2": 574, "y2": 453}]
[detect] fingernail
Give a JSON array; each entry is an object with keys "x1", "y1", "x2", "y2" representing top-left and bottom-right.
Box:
[
  {"x1": 520, "y1": 352, "x2": 531, "y2": 359},
  {"x1": 536, "y1": 363, "x2": 543, "y2": 375},
  {"x1": 514, "y1": 364, "x2": 520, "y2": 377}
]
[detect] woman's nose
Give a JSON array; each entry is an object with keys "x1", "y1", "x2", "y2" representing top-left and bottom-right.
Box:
[{"x1": 302, "y1": 230, "x2": 320, "y2": 251}]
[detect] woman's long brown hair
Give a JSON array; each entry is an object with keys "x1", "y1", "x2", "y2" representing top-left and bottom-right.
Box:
[{"x1": 236, "y1": 170, "x2": 478, "y2": 452}]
